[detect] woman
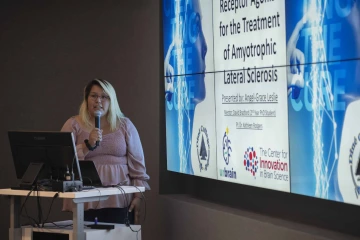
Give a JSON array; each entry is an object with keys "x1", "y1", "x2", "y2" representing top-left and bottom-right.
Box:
[{"x1": 61, "y1": 78, "x2": 150, "y2": 225}]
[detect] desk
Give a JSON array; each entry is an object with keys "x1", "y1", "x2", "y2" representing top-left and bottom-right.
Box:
[{"x1": 0, "y1": 187, "x2": 145, "y2": 240}]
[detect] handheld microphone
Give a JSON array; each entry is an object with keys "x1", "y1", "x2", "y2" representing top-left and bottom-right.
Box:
[{"x1": 94, "y1": 110, "x2": 102, "y2": 146}]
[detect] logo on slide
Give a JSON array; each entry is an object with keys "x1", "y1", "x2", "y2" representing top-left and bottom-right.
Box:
[
  {"x1": 244, "y1": 147, "x2": 258, "y2": 178},
  {"x1": 219, "y1": 127, "x2": 237, "y2": 179},
  {"x1": 347, "y1": 134, "x2": 360, "y2": 198},
  {"x1": 196, "y1": 126, "x2": 210, "y2": 171},
  {"x1": 222, "y1": 127, "x2": 232, "y2": 165}
]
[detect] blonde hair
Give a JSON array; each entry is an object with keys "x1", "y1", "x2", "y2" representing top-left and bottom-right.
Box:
[{"x1": 79, "y1": 79, "x2": 125, "y2": 131}]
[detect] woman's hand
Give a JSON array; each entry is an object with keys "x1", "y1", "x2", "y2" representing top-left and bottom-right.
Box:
[
  {"x1": 88, "y1": 128, "x2": 103, "y2": 146},
  {"x1": 129, "y1": 195, "x2": 142, "y2": 224}
]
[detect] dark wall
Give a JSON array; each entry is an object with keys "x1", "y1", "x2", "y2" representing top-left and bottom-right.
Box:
[
  {"x1": 0, "y1": 0, "x2": 162, "y2": 239},
  {"x1": 1, "y1": 1, "x2": 360, "y2": 240}
]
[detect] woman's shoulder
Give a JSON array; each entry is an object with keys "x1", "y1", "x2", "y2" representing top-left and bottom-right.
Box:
[
  {"x1": 62, "y1": 115, "x2": 83, "y2": 131},
  {"x1": 65, "y1": 115, "x2": 81, "y2": 125},
  {"x1": 120, "y1": 117, "x2": 135, "y2": 129},
  {"x1": 118, "y1": 117, "x2": 141, "y2": 137}
]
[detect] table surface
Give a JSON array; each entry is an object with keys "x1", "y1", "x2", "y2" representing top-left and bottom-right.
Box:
[{"x1": 0, "y1": 186, "x2": 144, "y2": 199}]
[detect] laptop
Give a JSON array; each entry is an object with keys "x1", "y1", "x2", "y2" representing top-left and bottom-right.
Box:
[{"x1": 77, "y1": 160, "x2": 103, "y2": 188}]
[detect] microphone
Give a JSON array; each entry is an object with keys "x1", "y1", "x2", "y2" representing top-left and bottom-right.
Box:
[{"x1": 94, "y1": 110, "x2": 102, "y2": 146}]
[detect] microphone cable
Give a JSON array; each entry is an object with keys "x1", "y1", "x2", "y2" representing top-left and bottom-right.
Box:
[{"x1": 115, "y1": 185, "x2": 146, "y2": 240}]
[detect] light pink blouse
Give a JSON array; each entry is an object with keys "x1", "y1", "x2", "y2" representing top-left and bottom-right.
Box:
[{"x1": 61, "y1": 116, "x2": 150, "y2": 211}]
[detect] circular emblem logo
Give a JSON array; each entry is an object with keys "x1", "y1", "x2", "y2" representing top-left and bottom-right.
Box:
[
  {"x1": 244, "y1": 147, "x2": 258, "y2": 178},
  {"x1": 196, "y1": 126, "x2": 210, "y2": 171},
  {"x1": 349, "y1": 134, "x2": 360, "y2": 197},
  {"x1": 222, "y1": 127, "x2": 232, "y2": 165}
]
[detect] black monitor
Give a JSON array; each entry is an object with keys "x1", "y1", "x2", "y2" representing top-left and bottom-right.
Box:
[{"x1": 8, "y1": 131, "x2": 83, "y2": 190}]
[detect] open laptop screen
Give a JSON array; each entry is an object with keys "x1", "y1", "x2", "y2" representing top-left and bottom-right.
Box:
[{"x1": 77, "y1": 160, "x2": 103, "y2": 187}]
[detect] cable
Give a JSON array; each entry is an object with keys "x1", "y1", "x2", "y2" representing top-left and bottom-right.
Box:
[
  {"x1": 82, "y1": 176, "x2": 93, "y2": 188},
  {"x1": 48, "y1": 222, "x2": 73, "y2": 228},
  {"x1": 114, "y1": 185, "x2": 130, "y2": 225},
  {"x1": 93, "y1": 188, "x2": 102, "y2": 209},
  {"x1": 133, "y1": 185, "x2": 146, "y2": 224},
  {"x1": 42, "y1": 192, "x2": 59, "y2": 227},
  {"x1": 19, "y1": 184, "x2": 71, "y2": 229},
  {"x1": 116, "y1": 184, "x2": 146, "y2": 240},
  {"x1": 37, "y1": 179, "x2": 52, "y2": 191},
  {"x1": 118, "y1": 184, "x2": 147, "y2": 224},
  {"x1": 19, "y1": 187, "x2": 39, "y2": 227},
  {"x1": 127, "y1": 187, "x2": 144, "y2": 240},
  {"x1": 36, "y1": 187, "x2": 43, "y2": 227},
  {"x1": 130, "y1": 186, "x2": 146, "y2": 234}
]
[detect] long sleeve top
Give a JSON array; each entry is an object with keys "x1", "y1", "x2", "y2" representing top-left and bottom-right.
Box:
[{"x1": 61, "y1": 116, "x2": 150, "y2": 211}]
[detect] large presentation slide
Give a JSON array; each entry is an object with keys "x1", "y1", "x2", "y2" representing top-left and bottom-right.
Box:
[
  {"x1": 214, "y1": 0, "x2": 289, "y2": 192},
  {"x1": 287, "y1": 0, "x2": 360, "y2": 204},
  {"x1": 163, "y1": 0, "x2": 217, "y2": 179},
  {"x1": 163, "y1": 0, "x2": 360, "y2": 206}
]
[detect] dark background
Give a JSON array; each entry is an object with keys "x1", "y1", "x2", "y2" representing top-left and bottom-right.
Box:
[{"x1": 0, "y1": 1, "x2": 360, "y2": 239}]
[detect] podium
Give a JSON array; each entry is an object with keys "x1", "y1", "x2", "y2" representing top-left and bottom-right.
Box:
[{"x1": 0, "y1": 186, "x2": 145, "y2": 240}]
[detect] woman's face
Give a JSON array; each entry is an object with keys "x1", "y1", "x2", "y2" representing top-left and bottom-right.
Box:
[
  {"x1": 87, "y1": 85, "x2": 110, "y2": 118},
  {"x1": 164, "y1": 0, "x2": 208, "y2": 104},
  {"x1": 190, "y1": 0, "x2": 207, "y2": 102}
]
